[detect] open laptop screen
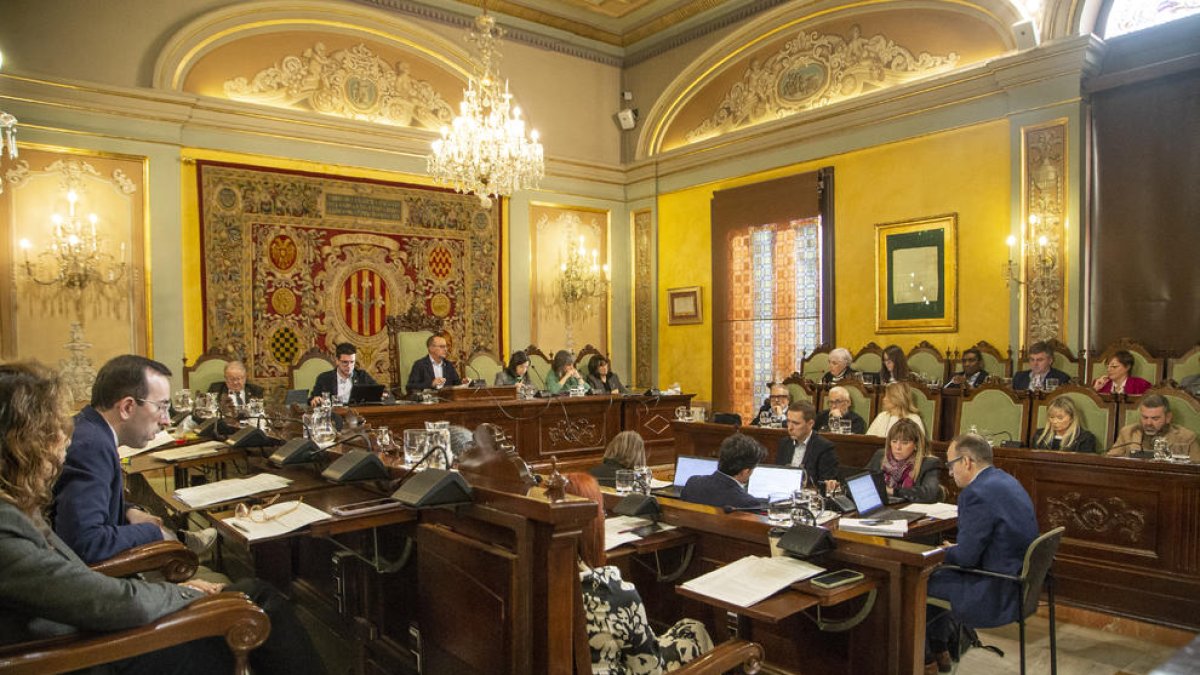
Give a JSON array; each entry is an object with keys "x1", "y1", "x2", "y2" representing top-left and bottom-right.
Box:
[
  {"x1": 672, "y1": 455, "x2": 717, "y2": 487},
  {"x1": 747, "y1": 465, "x2": 805, "y2": 500},
  {"x1": 845, "y1": 471, "x2": 884, "y2": 516}
]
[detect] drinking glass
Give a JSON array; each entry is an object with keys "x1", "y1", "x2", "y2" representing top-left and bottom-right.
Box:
[
  {"x1": 768, "y1": 493, "x2": 793, "y2": 524},
  {"x1": 614, "y1": 470, "x2": 636, "y2": 495},
  {"x1": 675, "y1": 406, "x2": 690, "y2": 421},
  {"x1": 800, "y1": 487, "x2": 824, "y2": 516},
  {"x1": 1044, "y1": 378, "x2": 1060, "y2": 391},
  {"x1": 172, "y1": 389, "x2": 194, "y2": 415},
  {"x1": 1152, "y1": 437, "x2": 1171, "y2": 461},
  {"x1": 635, "y1": 467, "x2": 654, "y2": 495},
  {"x1": 245, "y1": 398, "x2": 264, "y2": 418},
  {"x1": 691, "y1": 408, "x2": 706, "y2": 423},
  {"x1": 404, "y1": 429, "x2": 432, "y2": 466},
  {"x1": 192, "y1": 393, "x2": 216, "y2": 421},
  {"x1": 311, "y1": 417, "x2": 337, "y2": 446}
]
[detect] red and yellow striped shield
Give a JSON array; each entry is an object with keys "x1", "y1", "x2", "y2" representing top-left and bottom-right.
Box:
[{"x1": 341, "y1": 268, "x2": 389, "y2": 336}]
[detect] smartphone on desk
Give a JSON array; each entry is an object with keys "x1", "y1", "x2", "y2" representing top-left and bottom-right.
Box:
[
  {"x1": 810, "y1": 569, "x2": 865, "y2": 589},
  {"x1": 331, "y1": 498, "x2": 403, "y2": 517}
]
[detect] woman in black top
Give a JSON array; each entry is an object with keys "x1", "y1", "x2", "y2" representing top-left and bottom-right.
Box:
[
  {"x1": 586, "y1": 356, "x2": 627, "y2": 394},
  {"x1": 494, "y1": 350, "x2": 531, "y2": 386},
  {"x1": 880, "y1": 345, "x2": 910, "y2": 385},
  {"x1": 1032, "y1": 396, "x2": 1098, "y2": 454}
]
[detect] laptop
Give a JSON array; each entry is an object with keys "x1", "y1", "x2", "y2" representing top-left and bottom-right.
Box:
[
  {"x1": 348, "y1": 383, "x2": 386, "y2": 404},
  {"x1": 843, "y1": 471, "x2": 925, "y2": 522},
  {"x1": 838, "y1": 466, "x2": 904, "y2": 505},
  {"x1": 652, "y1": 455, "x2": 718, "y2": 498},
  {"x1": 746, "y1": 464, "x2": 805, "y2": 500}
]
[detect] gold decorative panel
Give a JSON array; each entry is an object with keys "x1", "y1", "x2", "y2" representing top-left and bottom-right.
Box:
[
  {"x1": 633, "y1": 209, "x2": 653, "y2": 388},
  {"x1": 529, "y1": 204, "x2": 609, "y2": 355},
  {"x1": 1021, "y1": 120, "x2": 1068, "y2": 345}
]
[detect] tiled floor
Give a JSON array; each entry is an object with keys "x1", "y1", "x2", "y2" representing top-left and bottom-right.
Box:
[{"x1": 953, "y1": 616, "x2": 1184, "y2": 674}]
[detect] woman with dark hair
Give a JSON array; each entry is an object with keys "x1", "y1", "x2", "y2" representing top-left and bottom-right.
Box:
[
  {"x1": 865, "y1": 418, "x2": 943, "y2": 503},
  {"x1": 547, "y1": 349, "x2": 586, "y2": 394},
  {"x1": 565, "y1": 472, "x2": 712, "y2": 673},
  {"x1": 0, "y1": 361, "x2": 324, "y2": 675},
  {"x1": 1092, "y1": 350, "x2": 1152, "y2": 396},
  {"x1": 494, "y1": 350, "x2": 531, "y2": 386},
  {"x1": 586, "y1": 355, "x2": 627, "y2": 394},
  {"x1": 880, "y1": 345, "x2": 910, "y2": 385}
]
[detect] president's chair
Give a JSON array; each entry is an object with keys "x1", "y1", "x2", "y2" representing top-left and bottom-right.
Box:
[
  {"x1": 182, "y1": 349, "x2": 233, "y2": 393},
  {"x1": 931, "y1": 527, "x2": 1065, "y2": 675}
]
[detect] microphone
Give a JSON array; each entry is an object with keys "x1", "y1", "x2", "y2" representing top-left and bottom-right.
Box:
[
  {"x1": 391, "y1": 444, "x2": 449, "y2": 490},
  {"x1": 1107, "y1": 440, "x2": 1149, "y2": 458},
  {"x1": 723, "y1": 504, "x2": 766, "y2": 513},
  {"x1": 461, "y1": 360, "x2": 485, "y2": 388},
  {"x1": 527, "y1": 360, "x2": 546, "y2": 389}
]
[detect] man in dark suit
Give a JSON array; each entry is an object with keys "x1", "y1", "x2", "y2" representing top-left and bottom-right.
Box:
[
  {"x1": 926, "y1": 433, "x2": 1038, "y2": 670},
  {"x1": 310, "y1": 342, "x2": 378, "y2": 405},
  {"x1": 813, "y1": 386, "x2": 867, "y2": 434},
  {"x1": 406, "y1": 334, "x2": 462, "y2": 394},
  {"x1": 1012, "y1": 341, "x2": 1070, "y2": 391},
  {"x1": 776, "y1": 401, "x2": 840, "y2": 493},
  {"x1": 53, "y1": 355, "x2": 217, "y2": 563},
  {"x1": 945, "y1": 347, "x2": 990, "y2": 389},
  {"x1": 207, "y1": 360, "x2": 264, "y2": 408},
  {"x1": 680, "y1": 433, "x2": 766, "y2": 509}
]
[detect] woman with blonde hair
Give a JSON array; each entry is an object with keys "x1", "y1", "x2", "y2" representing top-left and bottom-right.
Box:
[
  {"x1": 588, "y1": 430, "x2": 646, "y2": 486},
  {"x1": 866, "y1": 381, "x2": 925, "y2": 437},
  {"x1": 565, "y1": 473, "x2": 712, "y2": 673},
  {"x1": 1033, "y1": 396, "x2": 1098, "y2": 453},
  {"x1": 866, "y1": 418, "x2": 943, "y2": 503}
]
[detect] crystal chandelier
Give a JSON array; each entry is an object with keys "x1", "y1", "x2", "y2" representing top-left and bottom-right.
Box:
[
  {"x1": 427, "y1": 13, "x2": 543, "y2": 208},
  {"x1": 0, "y1": 50, "x2": 18, "y2": 195},
  {"x1": 18, "y1": 189, "x2": 126, "y2": 290}
]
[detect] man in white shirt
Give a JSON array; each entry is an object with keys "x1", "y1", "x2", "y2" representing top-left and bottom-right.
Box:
[
  {"x1": 309, "y1": 342, "x2": 378, "y2": 405},
  {"x1": 208, "y1": 360, "x2": 263, "y2": 408},
  {"x1": 775, "y1": 401, "x2": 840, "y2": 493}
]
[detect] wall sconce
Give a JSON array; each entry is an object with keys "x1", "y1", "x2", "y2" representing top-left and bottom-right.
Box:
[
  {"x1": 1003, "y1": 228, "x2": 1056, "y2": 289},
  {"x1": 19, "y1": 189, "x2": 126, "y2": 291}
]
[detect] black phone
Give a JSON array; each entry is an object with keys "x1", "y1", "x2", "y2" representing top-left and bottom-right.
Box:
[{"x1": 810, "y1": 569, "x2": 865, "y2": 589}]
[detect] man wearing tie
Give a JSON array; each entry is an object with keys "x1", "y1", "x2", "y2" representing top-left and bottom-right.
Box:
[
  {"x1": 310, "y1": 342, "x2": 378, "y2": 405},
  {"x1": 776, "y1": 401, "x2": 840, "y2": 493},
  {"x1": 406, "y1": 334, "x2": 462, "y2": 394},
  {"x1": 207, "y1": 360, "x2": 263, "y2": 408},
  {"x1": 1012, "y1": 341, "x2": 1070, "y2": 391}
]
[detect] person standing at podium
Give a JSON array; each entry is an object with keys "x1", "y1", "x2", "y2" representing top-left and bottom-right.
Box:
[{"x1": 406, "y1": 334, "x2": 461, "y2": 394}]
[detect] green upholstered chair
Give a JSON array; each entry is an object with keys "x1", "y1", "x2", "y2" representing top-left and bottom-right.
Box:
[
  {"x1": 181, "y1": 350, "x2": 232, "y2": 393},
  {"x1": 1021, "y1": 339, "x2": 1084, "y2": 383},
  {"x1": 838, "y1": 378, "x2": 876, "y2": 425},
  {"x1": 780, "y1": 372, "x2": 816, "y2": 406},
  {"x1": 398, "y1": 330, "x2": 436, "y2": 378},
  {"x1": 800, "y1": 345, "x2": 832, "y2": 381},
  {"x1": 1032, "y1": 384, "x2": 1118, "y2": 449},
  {"x1": 1168, "y1": 345, "x2": 1200, "y2": 385},
  {"x1": 851, "y1": 343, "x2": 884, "y2": 380},
  {"x1": 907, "y1": 341, "x2": 949, "y2": 384},
  {"x1": 964, "y1": 340, "x2": 1013, "y2": 378},
  {"x1": 468, "y1": 350, "x2": 505, "y2": 385},
  {"x1": 1087, "y1": 338, "x2": 1166, "y2": 385},
  {"x1": 288, "y1": 348, "x2": 335, "y2": 395},
  {"x1": 906, "y1": 380, "x2": 943, "y2": 440},
  {"x1": 523, "y1": 344, "x2": 552, "y2": 389},
  {"x1": 1121, "y1": 386, "x2": 1200, "y2": 441},
  {"x1": 573, "y1": 344, "x2": 604, "y2": 380},
  {"x1": 954, "y1": 384, "x2": 1031, "y2": 446}
]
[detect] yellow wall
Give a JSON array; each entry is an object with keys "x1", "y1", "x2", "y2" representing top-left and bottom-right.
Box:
[{"x1": 658, "y1": 120, "x2": 1012, "y2": 402}]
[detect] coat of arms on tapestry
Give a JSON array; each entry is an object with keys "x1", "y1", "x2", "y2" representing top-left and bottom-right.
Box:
[{"x1": 197, "y1": 161, "x2": 501, "y2": 386}]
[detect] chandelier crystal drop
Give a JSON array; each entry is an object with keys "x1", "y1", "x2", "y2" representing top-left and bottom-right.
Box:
[
  {"x1": 427, "y1": 13, "x2": 544, "y2": 208},
  {"x1": 0, "y1": 50, "x2": 18, "y2": 194}
]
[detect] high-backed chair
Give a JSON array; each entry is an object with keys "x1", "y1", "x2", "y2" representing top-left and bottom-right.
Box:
[
  {"x1": 799, "y1": 344, "x2": 833, "y2": 381},
  {"x1": 399, "y1": 330, "x2": 437, "y2": 377},
  {"x1": 468, "y1": 349, "x2": 505, "y2": 384},
  {"x1": 523, "y1": 344, "x2": 553, "y2": 389},
  {"x1": 965, "y1": 340, "x2": 1014, "y2": 378},
  {"x1": 287, "y1": 347, "x2": 335, "y2": 396},
  {"x1": 573, "y1": 344, "x2": 604, "y2": 378},
  {"x1": 1121, "y1": 385, "x2": 1200, "y2": 441},
  {"x1": 1086, "y1": 338, "x2": 1166, "y2": 386},
  {"x1": 780, "y1": 372, "x2": 818, "y2": 407},
  {"x1": 851, "y1": 342, "x2": 884, "y2": 381},
  {"x1": 1167, "y1": 344, "x2": 1200, "y2": 386},
  {"x1": 838, "y1": 378, "x2": 877, "y2": 426},
  {"x1": 953, "y1": 384, "x2": 1031, "y2": 447},
  {"x1": 181, "y1": 349, "x2": 233, "y2": 393},
  {"x1": 1032, "y1": 384, "x2": 1120, "y2": 448},
  {"x1": 907, "y1": 341, "x2": 950, "y2": 384},
  {"x1": 906, "y1": 380, "x2": 943, "y2": 441}
]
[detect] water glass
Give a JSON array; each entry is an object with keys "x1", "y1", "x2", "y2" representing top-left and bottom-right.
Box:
[
  {"x1": 675, "y1": 406, "x2": 690, "y2": 421},
  {"x1": 636, "y1": 467, "x2": 654, "y2": 495},
  {"x1": 615, "y1": 470, "x2": 636, "y2": 495},
  {"x1": 1152, "y1": 437, "x2": 1171, "y2": 461},
  {"x1": 768, "y1": 492, "x2": 793, "y2": 524},
  {"x1": 172, "y1": 389, "x2": 194, "y2": 414},
  {"x1": 192, "y1": 393, "x2": 217, "y2": 420},
  {"x1": 245, "y1": 398, "x2": 264, "y2": 418},
  {"x1": 1044, "y1": 378, "x2": 1061, "y2": 391},
  {"x1": 691, "y1": 408, "x2": 706, "y2": 423},
  {"x1": 800, "y1": 487, "x2": 824, "y2": 515}
]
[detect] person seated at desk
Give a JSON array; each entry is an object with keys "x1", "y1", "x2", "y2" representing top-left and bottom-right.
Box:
[
  {"x1": 1032, "y1": 396, "x2": 1098, "y2": 454},
  {"x1": 311, "y1": 342, "x2": 379, "y2": 405},
  {"x1": 1012, "y1": 341, "x2": 1071, "y2": 391},
  {"x1": 750, "y1": 383, "x2": 790, "y2": 427},
  {"x1": 1092, "y1": 349, "x2": 1152, "y2": 396},
  {"x1": 866, "y1": 382, "x2": 925, "y2": 437},
  {"x1": 880, "y1": 345, "x2": 910, "y2": 385},
  {"x1": 406, "y1": 334, "x2": 461, "y2": 394},
  {"x1": 1108, "y1": 394, "x2": 1200, "y2": 460},
  {"x1": 589, "y1": 431, "x2": 646, "y2": 487},
  {"x1": 814, "y1": 385, "x2": 867, "y2": 435},
  {"x1": 52, "y1": 355, "x2": 217, "y2": 563},
  {"x1": 866, "y1": 418, "x2": 943, "y2": 503},
  {"x1": 565, "y1": 473, "x2": 713, "y2": 673},
  {"x1": 207, "y1": 360, "x2": 263, "y2": 408},
  {"x1": 586, "y1": 356, "x2": 627, "y2": 395},
  {"x1": 1, "y1": 361, "x2": 325, "y2": 675},
  {"x1": 946, "y1": 347, "x2": 990, "y2": 389},
  {"x1": 822, "y1": 347, "x2": 858, "y2": 384},
  {"x1": 494, "y1": 350, "x2": 531, "y2": 386},
  {"x1": 546, "y1": 349, "x2": 586, "y2": 394},
  {"x1": 926, "y1": 433, "x2": 1037, "y2": 675},
  {"x1": 680, "y1": 433, "x2": 766, "y2": 509},
  {"x1": 777, "y1": 401, "x2": 840, "y2": 493}
]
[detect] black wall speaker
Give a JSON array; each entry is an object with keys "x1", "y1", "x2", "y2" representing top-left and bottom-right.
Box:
[
  {"x1": 391, "y1": 469, "x2": 472, "y2": 507},
  {"x1": 269, "y1": 438, "x2": 320, "y2": 467},
  {"x1": 226, "y1": 426, "x2": 282, "y2": 448},
  {"x1": 321, "y1": 449, "x2": 389, "y2": 482},
  {"x1": 778, "y1": 523, "x2": 835, "y2": 559}
]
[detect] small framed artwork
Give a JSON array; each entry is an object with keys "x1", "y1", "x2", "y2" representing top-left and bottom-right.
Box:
[
  {"x1": 667, "y1": 286, "x2": 703, "y2": 325},
  {"x1": 875, "y1": 214, "x2": 958, "y2": 333}
]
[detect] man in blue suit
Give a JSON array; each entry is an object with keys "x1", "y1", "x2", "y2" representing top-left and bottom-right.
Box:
[
  {"x1": 926, "y1": 433, "x2": 1038, "y2": 672},
  {"x1": 406, "y1": 334, "x2": 462, "y2": 394},
  {"x1": 680, "y1": 433, "x2": 766, "y2": 510},
  {"x1": 1012, "y1": 341, "x2": 1071, "y2": 391}
]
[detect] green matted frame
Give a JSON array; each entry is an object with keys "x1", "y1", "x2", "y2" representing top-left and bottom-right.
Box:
[{"x1": 875, "y1": 214, "x2": 958, "y2": 333}]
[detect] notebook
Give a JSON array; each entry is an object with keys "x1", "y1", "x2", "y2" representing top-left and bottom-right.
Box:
[
  {"x1": 843, "y1": 471, "x2": 925, "y2": 522},
  {"x1": 652, "y1": 455, "x2": 718, "y2": 498}
]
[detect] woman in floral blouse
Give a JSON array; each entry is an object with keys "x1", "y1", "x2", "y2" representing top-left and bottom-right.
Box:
[{"x1": 565, "y1": 473, "x2": 712, "y2": 674}]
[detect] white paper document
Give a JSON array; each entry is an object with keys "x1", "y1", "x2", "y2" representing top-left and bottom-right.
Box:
[
  {"x1": 119, "y1": 430, "x2": 179, "y2": 459},
  {"x1": 604, "y1": 515, "x2": 676, "y2": 550},
  {"x1": 649, "y1": 478, "x2": 672, "y2": 489},
  {"x1": 221, "y1": 501, "x2": 331, "y2": 541},
  {"x1": 150, "y1": 440, "x2": 228, "y2": 462},
  {"x1": 899, "y1": 502, "x2": 958, "y2": 519},
  {"x1": 173, "y1": 473, "x2": 293, "y2": 508},
  {"x1": 681, "y1": 555, "x2": 825, "y2": 607},
  {"x1": 838, "y1": 518, "x2": 909, "y2": 537}
]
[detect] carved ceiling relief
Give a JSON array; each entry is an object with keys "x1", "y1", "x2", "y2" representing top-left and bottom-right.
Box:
[
  {"x1": 223, "y1": 42, "x2": 454, "y2": 129},
  {"x1": 685, "y1": 25, "x2": 959, "y2": 144},
  {"x1": 1022, "y1": 122, "x2": 1068, "y2": 344}
]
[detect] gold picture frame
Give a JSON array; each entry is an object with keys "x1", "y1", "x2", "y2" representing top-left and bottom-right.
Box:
[
  {"x1": 667, "y1": 286, "x2": 703, "y2": 325},
  {"x1": 875, "y1": 214, "x2": 957, "y2": 333}
]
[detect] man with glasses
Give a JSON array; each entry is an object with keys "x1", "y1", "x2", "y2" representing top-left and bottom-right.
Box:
[
  {"x1": 52, "y1": 355, "x2": 217, "y2": 563},
  {"x1": 750, "y1": 383, "x2": 792, "y2": 427},
  {"x1": 814, "y1": 385, "x2": 866, "y2": 434},
  {"x1": 947, "y1": 347, "x2": 990, "y2": 388},
  {"x1": 405, "y1": 333, "x2": 462, "y2": 394}
]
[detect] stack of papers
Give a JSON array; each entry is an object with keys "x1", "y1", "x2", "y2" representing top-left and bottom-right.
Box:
[
  {"x1": 221, "y1": 501, "x2": 331, "y2": 540},
  {"x1": 173, "y1": 473, "x2": 292, "y2": 508},
  {"x1": 838, "y1": 518, "x2": 909, "y2": 537},
  {"x1": 604, "y1": 515, "x2": 676, "y2": 550},
  {"x1": 900, "y1": 502, "x2": 958, "y2": 520},
  {"x1": 681, "y1": 555, "x2": 824, "y2": 607},
  {"x1": 150, "y1": 440, "x2": 228, "y2": 462},
  {"x1": 119, "y1": 430, "x2": 179, "y2": 459}
]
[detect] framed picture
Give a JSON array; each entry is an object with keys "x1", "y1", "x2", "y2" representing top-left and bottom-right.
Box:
[
  {"x1": 875, "y1": 214, "x2": 957, "y2": 333},
  {"x1": 667, "y1": 286, "x2": 703, "y2": 325}
]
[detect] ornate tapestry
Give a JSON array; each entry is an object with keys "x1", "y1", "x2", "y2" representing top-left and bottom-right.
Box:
[{"x1": 198, "y1": 162, "x2": 501, "y2": 385}]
